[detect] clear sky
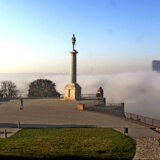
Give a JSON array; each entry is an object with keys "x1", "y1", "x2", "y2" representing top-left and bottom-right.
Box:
[{"x1": 0, "y1": 0, "x2": 160, "y2": 74}]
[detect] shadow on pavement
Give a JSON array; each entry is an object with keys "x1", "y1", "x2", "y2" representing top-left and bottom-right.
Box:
[
  {"x1": 0, "y1": 156, "x2": 117, "y2": 160},
  {"x1": 0, "y1": 123, "x2": 97, "y2": 128},
  {"x1": 0, "y1": 98, "x2": 11, "y2": 102},
  {"x1": 0, "y1": 131, "x2": 12, "y2": 134}
]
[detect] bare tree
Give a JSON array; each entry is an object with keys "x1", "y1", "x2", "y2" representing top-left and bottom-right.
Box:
[{"x1": 0, "y1": 81, "x2": 18, "y2": 98}]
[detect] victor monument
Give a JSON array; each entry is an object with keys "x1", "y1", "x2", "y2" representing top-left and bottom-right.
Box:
[{"x1": 64, "y1": 34, "x2": 81, "y2": 100}]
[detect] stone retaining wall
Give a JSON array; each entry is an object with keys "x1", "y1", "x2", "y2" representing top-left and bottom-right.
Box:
[
  {"x1": 76, "y1": 98, "x2": 106, "y2": 111},
  {"x1": 86, "y1": 106, "x2": 125, "y2": 117},
  {"x1": 76, "y1": 100, "x2": 125, "y2": 117}
]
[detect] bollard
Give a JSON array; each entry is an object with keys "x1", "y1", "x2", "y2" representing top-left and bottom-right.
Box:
[
  {"x1": 121, "y1": 103, "x2": 124, "y2": 107},
  {"x1": 124, "y1": 127, "x2": 128, "y2": 135},
  {"x1": 4, "y1": 129, "x2": 7, "y2": 138},
  {"x1": 18, "y1": 121, "x2": 21, "y2": 128},
  {"x1": 103, "y1": 98, "x2": 106, "y2": 105}
]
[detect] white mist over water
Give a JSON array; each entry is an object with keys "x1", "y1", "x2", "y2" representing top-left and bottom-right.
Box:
[{"x1": 0, "y1": 71, "x2": 159, "y2": 120}]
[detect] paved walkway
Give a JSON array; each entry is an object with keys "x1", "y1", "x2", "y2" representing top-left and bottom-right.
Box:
[
  {"x1": 0, "y1": 128, "x2": 21, "y2": 138},
  {"x1": 133, "y1": 137, "x2": 160, "y2": 160},
  {"x1": 0, "y1": 99, "x2": 159, "y2": 159}
]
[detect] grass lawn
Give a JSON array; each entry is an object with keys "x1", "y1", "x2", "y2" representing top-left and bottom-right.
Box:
[{"x1": 0, "y1": 128, "x2": 136, "y2": 160}]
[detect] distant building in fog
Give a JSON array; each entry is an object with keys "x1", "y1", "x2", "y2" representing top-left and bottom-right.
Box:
[{"x1": 152, "y1": 60, "x2": 160, "y2": 71}]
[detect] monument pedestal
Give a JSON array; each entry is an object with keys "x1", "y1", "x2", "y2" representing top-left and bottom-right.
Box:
[{"x1": 64, "y1": 83, "x2": 81, "y2": 100}]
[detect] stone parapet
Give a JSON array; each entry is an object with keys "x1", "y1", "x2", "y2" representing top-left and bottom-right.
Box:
[{"x1": 76, "y1": 98, "x2": 106, "y2": 110}]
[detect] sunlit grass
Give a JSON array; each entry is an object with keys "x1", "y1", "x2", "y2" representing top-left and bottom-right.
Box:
[{"x1": 0, "y1": 128, "x2": 136, "y2": 159}]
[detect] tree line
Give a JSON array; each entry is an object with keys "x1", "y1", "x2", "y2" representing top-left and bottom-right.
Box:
[
  {"x1": 0, "y1": 79, "x2": 60, "y2": 98},
  {"x1": 0, "y1": 81, "x2": 18, "y2": 98}
]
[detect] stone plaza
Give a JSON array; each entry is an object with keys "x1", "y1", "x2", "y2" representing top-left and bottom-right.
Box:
[{"x1": 0, "y1": 98, "x2": 160, "y2": 159}]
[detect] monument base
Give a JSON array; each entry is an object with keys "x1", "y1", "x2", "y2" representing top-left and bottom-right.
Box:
[{"x1": 64, "y1": 83, "x2": 81, "y2": 100}]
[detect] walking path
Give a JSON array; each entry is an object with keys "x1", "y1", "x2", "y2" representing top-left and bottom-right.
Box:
[
  {"x1": 0, "y1": 128, "x2": 21, "y2": 138},
  {"x1": 0, "y1": 99, "x2": 159, "y2": 159},
  {"x1": 133, "y1": 137, "x2": 160, "y2": 160}
]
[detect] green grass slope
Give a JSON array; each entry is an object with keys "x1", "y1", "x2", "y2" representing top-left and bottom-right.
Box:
[{"x1": 0, "y1": 128, "x2": 136, "y2": 159}]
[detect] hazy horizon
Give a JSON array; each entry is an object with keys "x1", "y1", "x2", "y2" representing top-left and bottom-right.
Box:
[{"x1": 0, "y1": 71, "x2": 159, "y2": 120}]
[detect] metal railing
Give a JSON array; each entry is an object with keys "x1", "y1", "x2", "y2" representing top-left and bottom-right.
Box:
[
  {"x1": 125, "y1": 112, "x2": 160, "y2": 128},
  {"x1": 58, "y1": 94, "x2": 97, "y2": 99},
  {"x1": 81, "y1": 94, "x2": 97, "y2": 100},
  {"x1": 81, "y1": 94, "x2": 96, "y2": 97},
  {"x1": 106, "y1": 103, "x2": 124, "y2": 107}
]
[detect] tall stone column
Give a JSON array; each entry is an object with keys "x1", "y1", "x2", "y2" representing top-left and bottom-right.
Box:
[
  {"x1": 64, "y1": 35, "x2": 81, "y2": 100},
  {"x1": 70, "y1": 50, "x2": 77, "y2": 84}
]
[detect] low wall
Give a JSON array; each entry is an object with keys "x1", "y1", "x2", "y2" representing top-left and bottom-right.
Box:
[
  {"x1": 86, "y1": 105, "x2": 125, "y2": 117},
  {"x1": 76, "y1": 98, "x2": 106, "y2": 111},
  {"x1": 76, "y1": 99, "x2": 125, "y2": 118}
]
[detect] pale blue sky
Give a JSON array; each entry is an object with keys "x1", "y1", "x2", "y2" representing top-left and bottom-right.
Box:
[{"x1": 0, "y1": 0, "x2": 160, "y2": 73}]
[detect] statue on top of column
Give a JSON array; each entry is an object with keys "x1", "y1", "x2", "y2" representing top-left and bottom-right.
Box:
[{"x1": 72, "y1": 34, "x2": 76, "y2": 50}]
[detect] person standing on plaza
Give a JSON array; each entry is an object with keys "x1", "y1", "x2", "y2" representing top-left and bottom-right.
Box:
[{"x1": 20, "y1": 98, "x2": 23, "y2": 110}]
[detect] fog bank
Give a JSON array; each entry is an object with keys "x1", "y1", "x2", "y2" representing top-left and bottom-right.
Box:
[{"x1": 0, "y1": 71, "x2": 159, "y2": 120}]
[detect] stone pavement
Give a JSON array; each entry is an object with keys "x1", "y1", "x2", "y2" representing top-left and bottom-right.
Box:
[
  {"x1": 0, "y1": 99, "x2": 159, "y2": 159},
  {"x1": 133, "y1": 137, "x2": 160, "y2": 160},
  {"x1": 0, "y1": 128, "x2": 21, "y2": 138}
]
